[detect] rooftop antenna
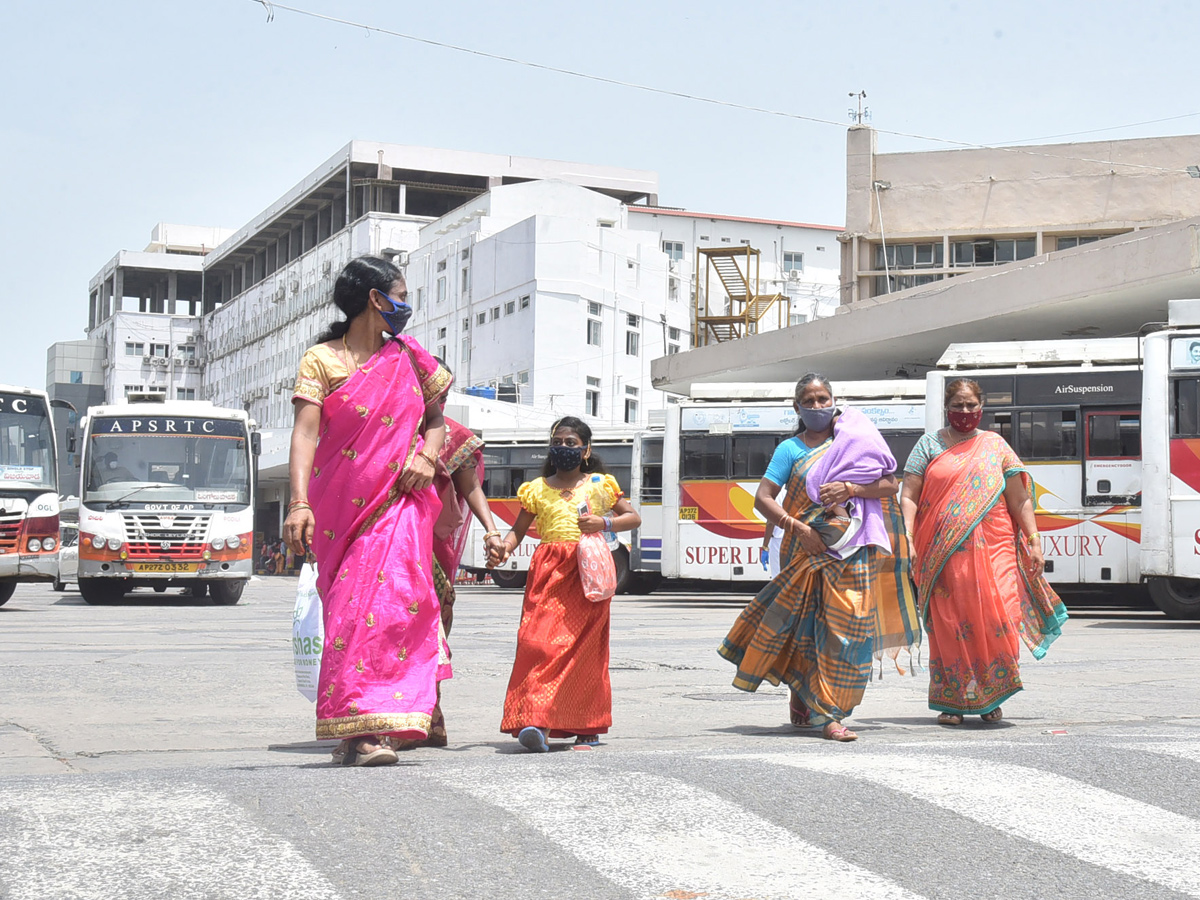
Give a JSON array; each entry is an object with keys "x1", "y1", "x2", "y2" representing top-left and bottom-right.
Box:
[{"x1": 848, "y1": 91, "x2": 870, "y2": 125}]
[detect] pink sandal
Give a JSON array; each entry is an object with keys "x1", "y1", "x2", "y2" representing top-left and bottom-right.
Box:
[{"x1": 823, "y1": 722, "x2": 858, "y2": 742}]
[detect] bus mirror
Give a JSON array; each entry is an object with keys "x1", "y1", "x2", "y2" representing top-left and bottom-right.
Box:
[
  {"x1": 250, "y1": 432, "x2": 262, "y2": 456},
  {"x1": 67, "y1": 432, "x2": 76, "y2": 453}
]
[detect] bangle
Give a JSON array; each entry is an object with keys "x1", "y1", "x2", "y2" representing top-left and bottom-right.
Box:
[
  {"x1": 483, "y1": 530, "x2": 502, "y2": 539},
  {"x1": 418, "y1": 449, "x2": 438, "y2": 466},
  {"x1": 846, "y1": 481, "x2": 857, "y2": 498},
  {"x1": 1026, "y1": 531, "x2": 1041, "y2": 543},
  {"x1": 287, "y1": 501, "x2": 311, "y2": 511},
  {"x1": 602, "y1": 515, "x2": 614, "y2": 530}
]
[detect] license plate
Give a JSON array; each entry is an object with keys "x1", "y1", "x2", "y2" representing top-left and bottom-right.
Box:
[{"x1": 129, "y1": 562, "x2": 198, "y2": 573}]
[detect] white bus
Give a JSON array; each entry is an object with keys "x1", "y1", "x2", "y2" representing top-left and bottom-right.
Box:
[
  {"x1": 459, "y1": 424, "x2": 664, "y2": 593},
  {"x1": 661, "y1": 381, "x2": 926, "y2": 582},
  {"x1": 0, "y1": 385, "x2": 59, "y2": 606},
  {"x1": 76, "y1": 398, "x2": 260, "y2": 605},
  {"x1": 924, "y1": 298, "x2": 1200, "y2": 619}
]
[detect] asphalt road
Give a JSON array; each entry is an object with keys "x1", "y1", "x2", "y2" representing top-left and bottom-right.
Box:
[{"x1": 2, "y1": 577, "x2": 1200, "y2": 899}]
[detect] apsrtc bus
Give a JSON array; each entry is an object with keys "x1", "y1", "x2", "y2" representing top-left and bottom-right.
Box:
[
  {"x1": 77, "y1": 399, "x2": 259, "y2": 605},
  {"x1": 0, "y1": 385, "x2": 59, "y2": 605}
]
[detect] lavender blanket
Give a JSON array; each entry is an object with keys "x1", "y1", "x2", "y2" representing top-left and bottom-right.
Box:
[{"x1": 804, "y1": 406, "x2": 896, "y2": 557}]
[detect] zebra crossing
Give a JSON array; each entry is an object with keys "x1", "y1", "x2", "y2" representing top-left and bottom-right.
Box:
[{"x1": 2, "y1": 735, "x2": 1199, "y2": 899}]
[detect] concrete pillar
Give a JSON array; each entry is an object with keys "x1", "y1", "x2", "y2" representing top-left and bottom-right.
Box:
[
  {"x1": 845, "y1": 126, "x2": 877, "y2": 236},
  {"x1": 397, "y1": 183, "x2": 407, "y2": 216},
  {"x1": 112, "y1": 269, "x2": 124, "y2": 316},
  {"x1": 167, "y1": 272, "x2": 178, "y2": 316}
]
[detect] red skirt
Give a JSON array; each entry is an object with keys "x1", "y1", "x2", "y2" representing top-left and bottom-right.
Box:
[{"x1": 501, "y1": 541, "x2": 613, "y2": 737}]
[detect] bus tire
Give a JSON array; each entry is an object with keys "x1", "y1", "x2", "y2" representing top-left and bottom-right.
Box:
[
  {"x1": 209, "y1": 580, "x2": 246, "y2": 606},
  {"x1": 613, "y1": 545, "x2": 631, "y2": 594},
  {"x1": 0, "y1": 582, "x2": 14, "y2": 607},
  {"x1": 490, "y1": 569, "x2": 527, "y2": 590},
  {"x1": 1147, "y1": 577, "x2": 1200, "y2": 620},
  {"x1": 79, "y1": 580, "x2": 127, "y2": 605},
  {"x1": 627, "y1": 572, "x2": 662, "y2": 595}
]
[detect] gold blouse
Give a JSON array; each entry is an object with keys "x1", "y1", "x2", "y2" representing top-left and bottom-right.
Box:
[
  {"x1": 292, "y1": 343, "x2": 352, "y2": 407},
  {"x1": 517, "y1": 474, "x2": 623, "y2": 543}
]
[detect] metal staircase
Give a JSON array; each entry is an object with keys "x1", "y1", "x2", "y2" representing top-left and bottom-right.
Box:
[{"x1": 693, "y1": 246, "x2": 786, "y2": 346}]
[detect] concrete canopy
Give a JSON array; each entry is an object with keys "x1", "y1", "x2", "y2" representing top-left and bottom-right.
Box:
[{"x1": 652, "y1": 216, "x2": 1200, "y2": 394}]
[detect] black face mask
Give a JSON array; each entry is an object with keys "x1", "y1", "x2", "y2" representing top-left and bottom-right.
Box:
[{"x1": 548, "y1": 445, "x2": 584, "y2": 471}]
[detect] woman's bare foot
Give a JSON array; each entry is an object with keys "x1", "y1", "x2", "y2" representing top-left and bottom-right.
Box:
[
  {"x1": 937, "y1": 713, "x2": 964, "y2": 726},
  {"x1": 822, "y1": 722, "x2": 858, "y2": 742},
  {"x1": 981, "y1": 707, "x2": 1003, "y2": 723}
]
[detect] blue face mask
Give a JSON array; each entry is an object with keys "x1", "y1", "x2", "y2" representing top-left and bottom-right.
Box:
[
  {"x1": 798, "y1": 405, "x2": 837, "y2": 432},
  {"x1": 548, "y1": 445, "x2": 584, "y2": 472},
  {"x1": 377, "y1": 291, "x2": 413, "y2": 335}
]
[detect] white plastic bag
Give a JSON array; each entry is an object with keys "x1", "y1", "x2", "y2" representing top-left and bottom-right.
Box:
[{"x1": 292, "y1": 561, "x2": 323, "y2": 701}]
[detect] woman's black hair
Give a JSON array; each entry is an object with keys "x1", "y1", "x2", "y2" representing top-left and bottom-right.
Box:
[
  {"x1": 541, "y1": 415, "x2": 607, "y2": 477},
  {"x1": 792, "y1": 372, "x2": 835, "y2": 435},
  {"x1": 315, "y1": 256, "x2": 404, "y2": 343}
]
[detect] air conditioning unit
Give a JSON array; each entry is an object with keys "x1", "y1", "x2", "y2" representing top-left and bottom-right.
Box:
[
  {"x1": 185, "y1": 358, "x2": 200, "y2": 368},
  {"x1": 273, "y1": 287, "x2": 286, "y2": 303},
  {"x1": 322, "y1": 261, "x2": 333, "y2": 276},
  {"x1": 290, "y1": 281, "x2": 300, "y2": 294},
  {"x1": 786, "y1": 269, "x2": 803, "y2": 282},
  {"x1": 151, "y1": 357, "x2": 169, "y2": 367},
  {"x1": 668, "y1": 260, "x2": 679, "y2": 273}
]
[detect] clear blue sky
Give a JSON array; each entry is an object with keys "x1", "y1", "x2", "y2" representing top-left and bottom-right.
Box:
[{"x1": 1, "y1": 0, "x2": 1198, "y2": 387}]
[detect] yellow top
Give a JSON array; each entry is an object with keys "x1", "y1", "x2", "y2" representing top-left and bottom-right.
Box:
[
  {"x1": 292, "y1": 343, "x2": 352, "y2": 407},
  {"x1": 517, "y1": 474, "x2": 623, "y2": 543}
]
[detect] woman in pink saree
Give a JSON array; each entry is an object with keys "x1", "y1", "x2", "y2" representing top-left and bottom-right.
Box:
[{"x1": 285, "y1": 256, "x2": 452, "y2": 767}]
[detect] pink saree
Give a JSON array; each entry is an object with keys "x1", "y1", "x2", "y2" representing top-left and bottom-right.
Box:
[
  {"x1": 432, "y1": 416, "x2": 485, "y2": 588},
  {"x1": 310, "y1": 336, "x2": 453, "y2": 742}
]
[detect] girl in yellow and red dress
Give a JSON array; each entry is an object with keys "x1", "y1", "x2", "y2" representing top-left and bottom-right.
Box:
[{"x1": 491, "y1": 416, "x2": 641, "y2": 752}]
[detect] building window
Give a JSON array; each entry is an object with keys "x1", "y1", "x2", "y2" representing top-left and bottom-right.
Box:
[
  {"x1": 437, "y1": 326, "x2": 447, "y2": 340},
  {"x1": 873, "y1": 273, "x2": 944, "y2": 296},
  {"x1": 699, "y1": 235, "x2": 709, "y2": 241},
  {"x1": 437, "y1": 277, "x2": 447, "y2": 302},
  {"x1": 626, "y1": 386, "x2": 639, "y2": 396},
  {"x1": 720, "y1": 237, "x2": 732, "y2": 243},
  {"x1": 517, "y1": 370, "x2": 529, "y2": 386},
  {"x1": 783, "y1": 251, "x2": 804, "y2": 272},
  {"x1": 461, "y1": 337, "x2": 470, "y2": 363},
  {"x1": 587, "y1": 319, "x2": 602, "y2": 346},
  {"x1": 520, "y1": 295, "x2": 531, "y2": 310},
  {"x1": 69, "y1": 370, "x2": 83, "y2": 384},
  {"x1": 625, "y1": 331, "x2": 639, "y2": 356},
  {"x1": 437, "y1": 259, "x2": 446, "y2": 272},
  {"x1": 668, "y1": 277, "x2": 680, "y2": 302},
  {"x1": 147, "y1": 385, "x2": 167, "y2": 395},
  {"x1": 462, "y1": 317, "x2": 470, "y2": 332},
  {"x1": 123, "y1": 384, "x2": 142, "y2": 398},
  {"x1": 588, "y1": 301, "x2": 601, "y2": 316},
  {"x1": 491, "y1": 306, "x2": 501, "y2": 321},
  {"x1": 624, "y1": 398, "x2": 639, "y2": 424},
  {"x1": 437, "y1": 344, "x2": 446, "y2": 360},
  {"x1": 461, "y1": 247, "x2": 470, "y2": 260},
  {"x1": 415, "y1": 287, "x2": 424, "y2": 310},
  {"x1": 669, "y1": 327, "x2": 681, "y2": 341},
  {"x1": 477, "y1": 312, "x2": 487, "y2": 326},
  {"x1": 663, "y1": 241, "x2": 684, "y2": 261},
  {"x1": 668, "y1": 343, "x2": 681, "y2": 355},
  {"x1": 175, "y1": 344, "x2": 196, "y2": 359},
  {"x1": 740, "y1": 239, "x2": 751, "y2": 246},
  {"x1": 1057, "y1": 235, "x2": 1105, "y2": 250},
  {"x1": 125, "y1": 342, "x2": 144, "y2": 356},
  {"x1": 789, "y1": 313, "x2": 808, "y2": 326},
  {"x1": 505, "y1": 300, "x2": 516, "y2": 315},
  {"x1": 462, "y1": 267, "x2": 470, "y2": 293},
  {"x1": 598, "y1": 220, "x2": 615, "y2": 228},
  {"x1": 626, "y1": 313, "x2": 639, "y2": 327},
  {"x1": 176, "y1": 388, "x2": 196, "y2": 400},
  {"x1": 149, "y1": 343, "x2": 169, "y2": 358},
  {"x1": 586, "y1": 376, "x2": 601, "y2": 416},
  {"x1": 951, "y1": 238, "x2": 1036, "y2": 268}
]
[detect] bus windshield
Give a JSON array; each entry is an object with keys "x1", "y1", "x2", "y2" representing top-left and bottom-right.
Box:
[
  {"x1": 83, "y1": 417, "x2": 250, "y2": 506},
  {"x1": 0, "y1": 393, "x2": 56, "y2": 491}
]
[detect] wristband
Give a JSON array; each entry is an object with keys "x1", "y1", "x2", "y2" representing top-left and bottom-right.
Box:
[{"x1": 602, "y1": 515, "x2": 614, "y2": 531}]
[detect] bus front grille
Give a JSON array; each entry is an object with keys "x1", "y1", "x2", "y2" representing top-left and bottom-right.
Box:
[{"x1": 121, "y1": 514, "x2": 211, "y2": 560}]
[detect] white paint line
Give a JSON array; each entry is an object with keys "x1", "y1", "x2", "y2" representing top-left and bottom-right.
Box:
[
  {"x1": 447, "y1": 767, "x2": 928, "y2": 900},
  {"x1": 1127, "y1": 741, "x2": 1200, "y2": 763},
  {"x1": 715, "y1": 751, "x2": 1200, "y2": 897},
  {"x1": 0, "y1": 783, "x2": 342, "y2": 900}
]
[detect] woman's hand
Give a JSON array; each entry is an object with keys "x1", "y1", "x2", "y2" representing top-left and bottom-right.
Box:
[
  {"x1": 283, "y1": 507, "x2": 315, "y2": 557},
  {"x1": 819, "y1": 481, "x2": 854, "y2": 507},
  {"x1": 486, "y1": 538, "x2": 512, "y2": 568},
  {"x1": 578, "y1": 513, "x2": 606, "y2": 534},
  {"x1": 398, "y1": 452, "x2": 436, "y2": 494},
  {"x1": 483, "y1": 533, "x2": 505, "y2": 563},
  {"x1": 796, "y1": 523, "x2": 826, "y2": 556},
  {"x1": 1026, "y1": 538, "x2": 1045, "y2": 577}
]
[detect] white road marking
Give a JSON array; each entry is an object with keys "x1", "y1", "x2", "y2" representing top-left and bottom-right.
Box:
[
  {"x1": 448, "y1": 767, "x2": 927, "y2": 900},
  {"x1": 1126, "y1": 741, "x2": 1200, "y2": 763},
  {"x1": 0, "y1": 783, "x2": 341, "y2": 900},
  {"x1": 719, "y1": 751, "x2": 1200, "y2": 897}
]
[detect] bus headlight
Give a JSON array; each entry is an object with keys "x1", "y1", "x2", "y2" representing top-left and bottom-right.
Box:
[
  {"x1": 225, "y1": 535, "x2": 241, "y2": 549},
  {"x1": 27, "y1": 538, "x2": 42, "y2": 552},
  {"x1": 106, "y1": 538, "x2": 122, "y2": 551},
  {"x1": 211, "y1": 538, "x2": 226, "y2": 551},
  {"x1": 91, "y1": 535, "x2": 106, "y2": 549},
  {"x1": 41, "y1": 537, "x2": 57, "y2": 552}
]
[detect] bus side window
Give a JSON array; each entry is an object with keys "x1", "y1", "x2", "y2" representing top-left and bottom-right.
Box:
[
  {"x1": 640, "y1": 438, "x2": 663, "y2": 503},
  {"x1": 1087, "y1": 412, "x2": 1140, "y2": 458},
  {"x1": 681, "y1": 435, "x2": 727, "y2": 479},
  {"x1": 730, "y1": 435, "x2": 776, "y2": 480},
  {"x1": 1174, "y1": 378, "x2": 1200, "y2": 436},
  {"x1": 982, "y1": 410, "x2": 1013, "y2": 445},
  {"x1": 1016, "y1": 409, "x2": 1078, "y2": 459}
]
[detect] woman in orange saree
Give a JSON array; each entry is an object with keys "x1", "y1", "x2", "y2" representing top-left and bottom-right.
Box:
[{"x1": 901, "y1": 378, "x2": 1068, "y2": 724}]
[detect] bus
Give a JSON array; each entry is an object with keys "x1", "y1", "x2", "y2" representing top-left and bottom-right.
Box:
[
  {"x1": 76, "y1": 398, "x2": 260, "y2": 605},
  {"x1": 661, "y1": 381, "x2": 926, "y2": 582},
  {"x1": 0, "y1": 385, "x2": 59, "y2": 606},
  {"x1": 459, "y1": 424, "x2": 665, "y2": 592},
  {"x1": 923, "y1": 300, "x2": 1200, "y2": 619}
]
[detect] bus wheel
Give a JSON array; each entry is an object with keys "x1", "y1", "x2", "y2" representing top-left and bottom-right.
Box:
[
  {"x1": 1148, "y1": 577, "x2": 1200, "y2": 620},
  {"x1": 209, "y1": 580, "x2": 246, "y2": 606},
  {"x1": 0, "y1": 582, "x2": 15, "y2": 607},
  {"x1": 79, "y1": 580, "x2": 127, "y2": 605},
  {"x1": 613, "y1": 546, "x2": 631, "y2": 594},
  {"x1": 627, "y1": 572, "x2": 662, "y2": 595},
  {"x1": 490, "y1": 569, "x2": 527, "y2": 590}
]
